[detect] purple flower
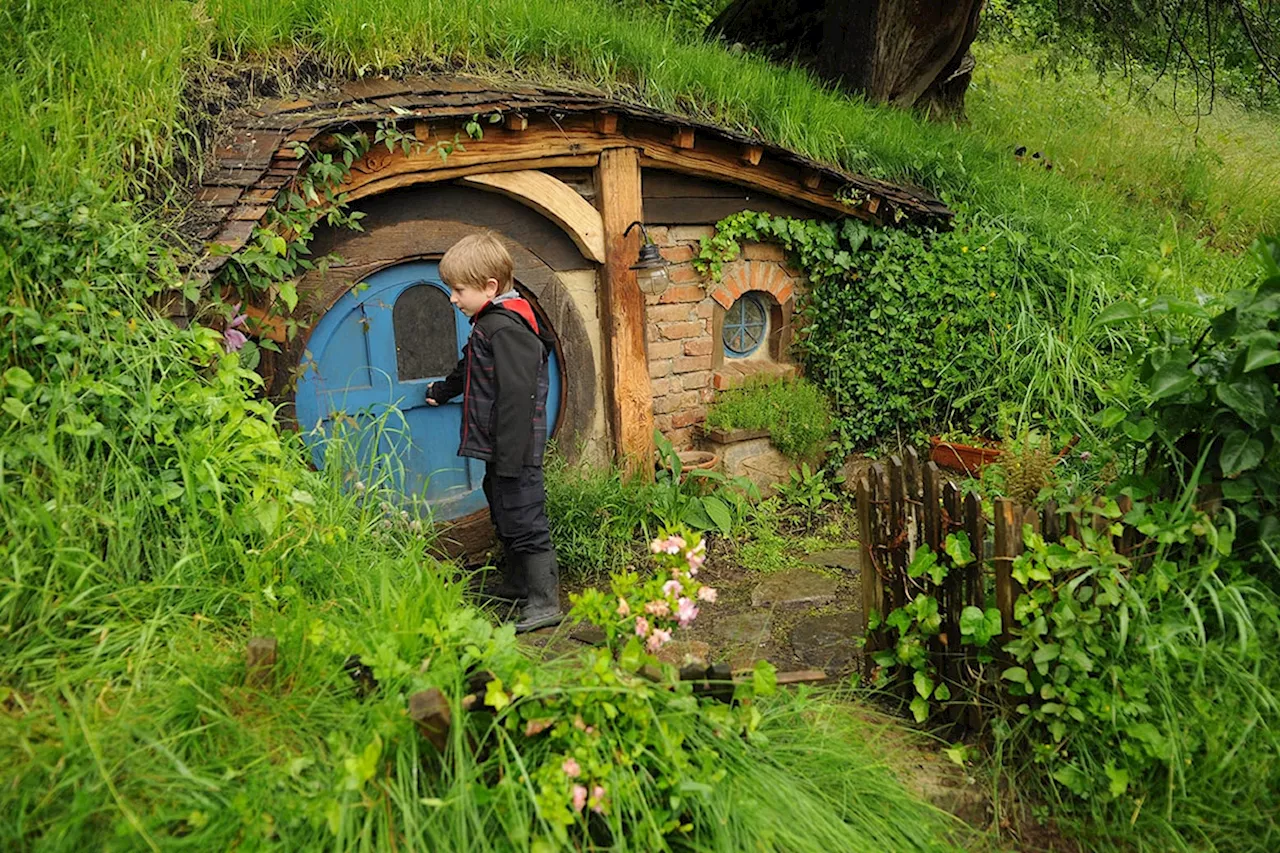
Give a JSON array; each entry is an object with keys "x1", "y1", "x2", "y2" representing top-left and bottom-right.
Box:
[
  {"x1": 1079, "y1": 451, "x2": 1093, "y2": 462},
  {"x1": 223, "y1": 303, "x2": 249, "y2": 353}
]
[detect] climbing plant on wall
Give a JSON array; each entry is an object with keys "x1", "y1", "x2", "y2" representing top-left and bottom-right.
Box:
[{"x1": 696, "y1": 211, "x2": 1134, "y2": 453}]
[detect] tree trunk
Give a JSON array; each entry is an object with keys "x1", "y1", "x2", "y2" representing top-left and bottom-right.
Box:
[{"x1": 710, "y1": 0, "x2": 985, "y2": 118}]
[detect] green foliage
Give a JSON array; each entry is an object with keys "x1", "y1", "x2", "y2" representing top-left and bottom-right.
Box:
[
  {"x1": 997, "y1": 503, "x2": 1280, "y2": 850},
  {"x1": 869, "y1": 534, "x2": 990, "y2": 722},
  {"x1": 653, "y1": 429, "x2": 759, "y2": 536},
  {"x1": 775, "y1": 462, "x2": 843, "y2": 524},
  {"x1": 698, "y1": 211, "x2": 1131, "y2": 449},
  {"x1": 543, "y1": 449, "x2": 654, "y2": 581},
  {"x1": 1099, "y1": 237, "x2": 1280, "y2": 576},
  {"x1": 704, "y1": 376, "x2": 834, "y2": 460}
]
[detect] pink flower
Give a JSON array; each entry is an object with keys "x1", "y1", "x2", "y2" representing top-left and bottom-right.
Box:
[
  {"x1": 697, "y1": 586, "x2": 718, "y2": 603},
  {"x1": 562, "y1": 757, "x2": 581, "y2": 778},
  {"x1": 645, "y1": 599, "x2": 670, "y2": 617},
  {"x1": 524, "y1": 718, "x2": 554, "y2": 736},
  {"x1": 616, "y1": 597, "x2": 630, "y2": 617},
  {"x1": 691, "y1": 538, "x2": 706, "y2": 554},
  {"x1": 223, "y1": 303, "x2": 249, "y2": 353},
  {"x1": 572, "y1": 784, "x2": 588, "y2": 812},
  {"x1": 662, "y1": 579, "x2": 683, "y2": 598},
  {"x1": 646, "y1": 627, "x2": 672, "y2": 652},
  {"x1": 650, "y1": 538, "x2": 664, "y2": 554},
  {"x1": 591, "y1": 784, "x2": 607, "y2": 814},
  {"x1": 676, "y1": 597, "x2": 699, "y2": 627},
  {"x1": 634, "y1": 616, "x2": 650, "y2": 638},
  {"x1": 685, "y1": 552, "x2": 705, "y2": 574}
]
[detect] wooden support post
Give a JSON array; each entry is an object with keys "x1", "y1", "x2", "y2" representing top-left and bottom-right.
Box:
[
  {"x1": 409, "y1": 688, "x2": 452, "y2": 753},
  {"x1": 857, "y1": 472, "x2": 884, "y2": 659},
  {"x1": 671, "y1": 127, "x2": 695, "y2": 149},
  {"x1": 503, "y1": 113, "x2": 528, "y2": 132},
  {"x1": 739, "y1": 144, "x2": 763, "y2": 166},
  {"x1": 962, "y1": 492, "x2": 986, "y2": 610},
  {"x1": 993, "y1": 499, "x2": 1021, "y2": 643},
  {"x1": 1042, "y1": 499, "x2": 1061, "y2": 543},
  {"x1": 246, "y1": 636, "x2": 278, "y2": 689},
  {"x1": 887, "y1": 457, "x2": 908, "y2": 618},
  {"x1": 595, "y1": 147, "x2": 655, "y2": 478}
]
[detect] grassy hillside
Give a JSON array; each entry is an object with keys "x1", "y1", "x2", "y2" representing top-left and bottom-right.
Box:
[{"x1": 2, "y1": 0, "x2": 1278, "y2": 849}]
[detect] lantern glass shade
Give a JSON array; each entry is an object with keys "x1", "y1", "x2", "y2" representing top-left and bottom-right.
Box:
[
  {"x1": 629, "y1": 239, "x2": 671, "y2": 297},
  {"x1": 635, "y1": 263, "x2": 670, "y2": 296}
]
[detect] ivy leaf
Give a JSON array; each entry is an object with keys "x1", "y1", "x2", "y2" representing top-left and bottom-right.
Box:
[
  {"x1": 484, "y1": 677, "x2": 510, "y2": 711},
  {"x1": 944, "y1": 532, "x2": 974, "y2": 567},
  {"x1": 1220, "y1": 431, "x2": 1265, "y2": 477},
  {"x1": 1121, "y1": 418, "x2": 1155, "y2": 442},
  {"x1": 1098, "y1": 406, "x2": 1127, "y2": 428},
  {"x1": 1001, "y1": 666, "x2": 1028, "y2": 684},
  {"x1": 1244, "y1": 342, "x2": 1280, "y2": 372},
  {"x1": 913, "y1": 669, "x2": 934, "y2": 699},
  {"x1": 909, "y1": 696, "x2": 930, "y2": 723},
  {"x1": 1094, "y1": 301, "x2": 1142, "y2": 326},
  {"x1": 752, "y1": 660, "x2": 777, "y2": 697},
  {"x1": 279, "y1": 281, "x2": 300, "y2": 313},
  {"x1": 1147, "y1": 359, "x2": 1196, "y2": 400},
  {"x1": 933, "y1": 682, "x2": 951, "y2": 701},
  {"x1": 1216, "y1": 374, "x2": 1272, "y2": 427}
]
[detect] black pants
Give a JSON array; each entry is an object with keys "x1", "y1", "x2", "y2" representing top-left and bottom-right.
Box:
[{"x1": 482, "y1": 466, "x2": 553, "y2": 556}]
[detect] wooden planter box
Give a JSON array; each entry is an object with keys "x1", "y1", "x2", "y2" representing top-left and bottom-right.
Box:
[{"x1": 928, "y1": 436, "x2": 1003, "y2": 476}]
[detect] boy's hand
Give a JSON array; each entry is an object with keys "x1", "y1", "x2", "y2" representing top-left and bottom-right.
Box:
[{"x1": 425, "y1": 383, "x2": 439, "y2": 406}]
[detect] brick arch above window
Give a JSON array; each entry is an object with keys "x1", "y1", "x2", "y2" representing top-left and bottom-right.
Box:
[{"x1": 709, "y1": 258, "x2": 798, "y2": 311}]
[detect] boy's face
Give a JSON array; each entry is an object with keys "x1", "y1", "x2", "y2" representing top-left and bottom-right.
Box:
[{"x1": 449, "y1": 277, "x2": 500, "y2": 317}]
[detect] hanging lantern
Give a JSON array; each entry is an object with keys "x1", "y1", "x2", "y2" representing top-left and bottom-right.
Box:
[{"x1": 623, "y1": 221, "x2": 671, "y2": 297}]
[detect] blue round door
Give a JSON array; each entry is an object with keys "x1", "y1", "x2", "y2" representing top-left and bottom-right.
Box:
[{"x1": 295, "y1": 261, "x2": 561, "y2": 520}]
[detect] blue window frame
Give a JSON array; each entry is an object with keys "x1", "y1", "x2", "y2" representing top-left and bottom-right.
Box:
[{"x1": 723, "y1": 292, "x2": 768, "y2": 358}]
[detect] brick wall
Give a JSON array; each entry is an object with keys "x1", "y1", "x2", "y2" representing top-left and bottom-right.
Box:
[{"x1": 644, "y1": 226, "x2": 806, "y2": 449}]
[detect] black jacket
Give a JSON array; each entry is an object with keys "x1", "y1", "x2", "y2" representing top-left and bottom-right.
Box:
[{"x1": 426, "y1": 296, "x2": 552, "y2": 477}]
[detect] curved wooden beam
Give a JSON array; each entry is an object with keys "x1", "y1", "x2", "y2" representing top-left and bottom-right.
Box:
[{"x1": 458, "y1": 170, "x2": 606, "y2": 264}]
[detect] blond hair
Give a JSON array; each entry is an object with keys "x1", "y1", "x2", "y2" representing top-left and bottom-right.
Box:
[{"x1": 439, "y1": 232, "x2": 514, "y2": 292}]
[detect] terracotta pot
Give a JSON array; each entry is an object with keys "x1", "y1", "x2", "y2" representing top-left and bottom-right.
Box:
[
  {"x1": 929, "y1": 436, "x2": 1002, "y2": 476},
  {"x1": 676, "y1": 450, "x2": 720, "y2": 473}
]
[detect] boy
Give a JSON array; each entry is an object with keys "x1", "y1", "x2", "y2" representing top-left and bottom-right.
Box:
[{"x1": 425, "y1": 233, "x2": 562, "y2": 633}]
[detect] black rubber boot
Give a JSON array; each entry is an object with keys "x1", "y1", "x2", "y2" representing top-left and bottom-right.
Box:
[
  {"x1": 480, "y1": 550, "x2": 528, "y2": 605},
  {"x1": 514, "y1": 550, "x2": 563, "y2": 634}
]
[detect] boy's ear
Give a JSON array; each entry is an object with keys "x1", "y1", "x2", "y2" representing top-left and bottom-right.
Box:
[{"x1": 486, "y1": 277, "x2": 502, "y2": 295}]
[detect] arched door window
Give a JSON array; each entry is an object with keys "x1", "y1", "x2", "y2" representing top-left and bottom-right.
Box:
[{"x1": 393, "y1": 283, "x2": 459, "y2": 380}]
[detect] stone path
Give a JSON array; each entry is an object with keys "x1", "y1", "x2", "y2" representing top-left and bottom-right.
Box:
[{"x1": 519, "y1": 542, "x2": 866, "y2": 680}]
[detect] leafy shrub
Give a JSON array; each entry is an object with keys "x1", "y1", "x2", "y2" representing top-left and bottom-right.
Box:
[
  {"x1": 697, "y1": 211, "x2": 1131, "y2": 452},
  {"x1": 1099, "y1": 236, "x2": 1280, "y2": 579},
  {"x1": 704, "y1": 376, "x2": 833, "y2": 460}
]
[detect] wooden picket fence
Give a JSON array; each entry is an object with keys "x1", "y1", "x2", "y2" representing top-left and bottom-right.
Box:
[{"x1": 855, "y1": 447, "x2": 1138, "y2": 723}]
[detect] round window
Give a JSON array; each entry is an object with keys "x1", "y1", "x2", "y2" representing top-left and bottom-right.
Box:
[{"x1": 722, "y1": 293, "x2": 768, "y2": 358}]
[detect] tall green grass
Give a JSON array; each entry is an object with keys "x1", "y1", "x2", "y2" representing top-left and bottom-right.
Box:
[{"x1": 969, "y1": 43, "x2": 1280, "y2": 252}]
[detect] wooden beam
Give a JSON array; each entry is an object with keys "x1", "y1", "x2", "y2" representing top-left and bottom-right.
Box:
[
  {"x1": 503, "y1": 113, "x2": 528, "y2": 132},
  {"x1": 594, "y1": 112, "x2": 618, "y2": 134},
  {"x1": 739, "y1": 144, "x2": 763, "y2": 166},
  {"x1": 671, "y1": 127, "x2": 695, "y2": 149},
  {"x1": 343, "y1": 154, "x2": 601, "y2": 201},
  {"x1": 595, "y1": 147, "x2": 655, "y2": 479},
  {"x1": 458, "y1": 170, "x2": 607, "y2": 263}
]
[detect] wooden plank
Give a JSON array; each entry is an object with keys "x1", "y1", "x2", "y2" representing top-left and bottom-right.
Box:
[
  {"x1": 671, "y1": 127, "x2": 695, "y2": 149},
  {"x1": 993, "y1": 499, "x2": 1020, "y2": 643},
  {"x1": 887, "y1": 457, "x2": 908, "y2": 617},
  {"x1": 962, "y1": 492, "x2": 986, "y2": 609},
  {"x1": 344, "y1": 154, "x2": 603, "y2": 202},
  {"x1": 923, "y1": 462, "x2": 943, "y2": 553},
  {"x1": 246, "y1": 636, "x2": 278, "y2": 689},
  {"x1": 1117, "y1": 494, "x2": 1136, "y2": 557},
  {"x1": 595, "y1": 147, "x2": 655, "y2": 478},
  {"x1": 740, "y1": 144, "x2": 763, "y2": 166},
  {"x1": 856, "y1": 473, "x2": 879, "y2": 651},
  {"x1": 503, "y1": 113, "x2": 528, "y2": 132},
  {"x1": 458, "y1": 170, "x2": 607, "y2": 263},
  {"x1": 1042, "y1": 499, "x2": 1061, "y2": 544},
  {"x1": 409, "y1": 688, "x2": 452, "y2": 753}
]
